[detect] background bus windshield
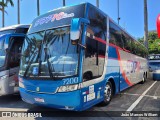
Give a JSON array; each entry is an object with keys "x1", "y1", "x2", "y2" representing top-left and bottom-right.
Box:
[
  {"x1": 19, "y1": 27, "x2": 79, "y2": 79},
  {"x1": 0, "y1": 36, "x2": 6, "y2": 68}
]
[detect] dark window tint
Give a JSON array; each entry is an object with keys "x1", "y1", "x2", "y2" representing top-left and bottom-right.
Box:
[
  {"x1": 109, "y1": 21, "x2": 123, "y2": 48},
  {"x1": 8, "y1": 36, "x2": 25, "y2": 68},
  {"x1": 83, "y1": 6, "x2": 106, "y2": 81},
  {"x1": 122, "y1": 32, "x2": 132, "y2": 51},
  {"x1": 85, "y1": 37, "x2": 97, "y2": 58},
  {"x1": 0, "y1": 37, "x2": 6, "y2": 67},
  {"x1": 136, "y1": 42, "x2": 141, "y2": 57},
  {"x1": 109, "y1": 20, "x2": 147, "y2": 58},
  {"x1": 131, "y1": 39, "x2": 136, "y2": 55},
  {"x1": 16, "y1": 28, "x2": 29, "y2": 34},
  {"x1": 131, "y1": 39, "x2": 148, "y2": 58},
  {"x1": 88, "y1": 5, "x2": 106, "y2": 40},
  {"x1": 83, "y1": 35, "x2": 99, "y2": 81}
]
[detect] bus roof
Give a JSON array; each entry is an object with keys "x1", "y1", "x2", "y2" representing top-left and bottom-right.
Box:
[{"x1": 0, "y1": 24, "x2": 30, "y2": 31}]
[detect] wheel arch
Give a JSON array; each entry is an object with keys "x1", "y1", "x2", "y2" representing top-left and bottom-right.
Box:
[{"x1": 106, "y1": 77, "x2": 116, "y2": 95}]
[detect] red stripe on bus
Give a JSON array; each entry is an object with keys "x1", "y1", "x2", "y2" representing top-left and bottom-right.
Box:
[
  {"x1": 89, "y1": 37, "x2": 131, "y2": 53},
  {"x1": 116, "y1": 48, "x2": 133, "y2": 86},
  {"x1": 123, "y1": 48, "x2": 131, "y2": 53},
  {"x1": 98, "y1": 55, "x2": 106, "y2": 58},
  {"x1": 94, "y1": 37, "x2": 106, "y2": 44},
  {"x1": 109, "y1": 43, "x2": 123, "y2": 51}
]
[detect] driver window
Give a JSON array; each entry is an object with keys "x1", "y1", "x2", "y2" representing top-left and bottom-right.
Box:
[
  {"x1": 0, "y1": 38, "x2": 6, "y2": 67},
  {"x1": 83, "y1": 5, "x2": 106, "y2": 81},
  {"x1": 83, "y1": 26, "x2": 106, "y2": 81}
]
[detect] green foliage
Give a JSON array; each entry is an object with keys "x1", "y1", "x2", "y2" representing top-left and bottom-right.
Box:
[
  {"x1": 137, "y1": 37, "x2": 144, "y2": 44},
  {"x1": 138, "y1": 31, "x2": 160, "y2": 54},
  {"x1": 0, "y1": 0, "x2": 14, "y2": 12},
  {"x1": 149, "y1": 38, "x2": 160, "y2": 54},
  {"x1": 148, "y1": 32, "x2": 158, "y2": 41}
]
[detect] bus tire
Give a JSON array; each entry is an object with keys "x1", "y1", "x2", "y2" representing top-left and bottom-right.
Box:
[
  {"x1": 101, "y1": 81, "x2": 113, "y2": 106},
  {"x1": 140, "y1": 73, "x2": 146, "y2": 84}
]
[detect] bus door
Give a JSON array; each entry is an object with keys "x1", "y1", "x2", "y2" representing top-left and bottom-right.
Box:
[
  {"x1": 7, "y1": 35, "x2": 25, "y2": 93},
  {"x1": 81, "y1": 26, "x2": 106, "y2": 107}
]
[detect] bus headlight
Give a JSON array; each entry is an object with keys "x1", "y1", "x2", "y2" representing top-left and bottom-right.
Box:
[
  {"x1": 19, "y1": 82, "x2": 25, "y2": 88},
  {"x1": 58, "y1": 84, "x2": 78, "y2": 92}
]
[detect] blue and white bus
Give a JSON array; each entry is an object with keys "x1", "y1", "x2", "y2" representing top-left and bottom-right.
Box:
[
  {"x1": 0, "y1": 24, "x2": 29, "y2": 96},
  {"x1": 0, "y1": 33, "x2": 26, "y2": 95},
  {"x1": 19, "y1": 3, "x2": 148, "y2": 111}
]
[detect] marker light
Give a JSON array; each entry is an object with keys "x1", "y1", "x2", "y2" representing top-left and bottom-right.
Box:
[
  {"x1": 19, "y1": 81, "x2": 25, "y2": 88},
  {"x1": 58, "y1": 84, "x2": 78, "y2": 92}
]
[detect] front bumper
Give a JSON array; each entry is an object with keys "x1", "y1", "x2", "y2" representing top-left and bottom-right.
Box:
[{"x1": 19, "y1": 87, "x2": 82, "y2": 111}]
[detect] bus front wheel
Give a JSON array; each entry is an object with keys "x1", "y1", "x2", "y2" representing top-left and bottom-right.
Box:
[{"x1": 101, "y1": 81, "x2": 113, "y2": 106}]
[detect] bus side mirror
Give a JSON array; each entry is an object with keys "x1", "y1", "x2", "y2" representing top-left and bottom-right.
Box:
[{"x1": 71, "y1": 18, "x2": 90, "y2": 45}]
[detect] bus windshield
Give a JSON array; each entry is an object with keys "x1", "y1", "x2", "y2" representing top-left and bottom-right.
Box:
[
  {"x1": 149, "y1": 62, "x2": 160, "y2": 67},
  {"x1": 0, "y1": 37, "x2": 6, "y2": 68},
  {"x1": 19, "y1": 27, "x2": 79, "y2": 79}
]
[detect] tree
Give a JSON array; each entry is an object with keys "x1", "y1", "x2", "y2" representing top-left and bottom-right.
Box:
[
  {"x1": 0, "y1": 2, "x2": 6, "y2": 10},
  {"x1": 1, "y1": 0, "x2": 14, "y2": 27},
  {"x1": 148, "y1": 32, "x2": 157, "y2": 41},
  {"x1": 138, "y1": 32, "x2": 160, "y2": 54}
]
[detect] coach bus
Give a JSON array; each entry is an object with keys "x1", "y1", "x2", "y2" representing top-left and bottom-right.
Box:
[
  {"x1": 19, "y1": 3, "x2": 148, "y2": 111},
  {"x1": 0, "y1": 33, "x2": 26, "y2": 96},
  {"x1": 148, "y1": 54, "x2": 160, "y2": 80},
  {"x1": 0, "y1": 24, "x2": 29, "y2": 35}
]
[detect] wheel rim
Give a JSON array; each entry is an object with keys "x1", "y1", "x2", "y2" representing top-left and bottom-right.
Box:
[{"x1": 104, "y1": 84, "x2": 112, "y2": 102}]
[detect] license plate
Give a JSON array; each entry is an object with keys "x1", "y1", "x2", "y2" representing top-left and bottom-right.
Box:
[{"x1": 34, "y1": 98, "x2": 45, "y2": 103}]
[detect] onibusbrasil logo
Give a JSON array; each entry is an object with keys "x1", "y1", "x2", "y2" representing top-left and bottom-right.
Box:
[{"x1": 34, "y1": 12, "x2": 75, "y2": 27}]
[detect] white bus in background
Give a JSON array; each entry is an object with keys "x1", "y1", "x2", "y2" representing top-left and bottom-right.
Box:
[
  {"x1": 0, "y1": 24, "x2": 29, "y2": 96},
  {"x1": 148, "y1": 54, "x2": 160, "y2": 80},
  {"x1": 0, "y1": 24, "x2": 30, "y2": 35}
]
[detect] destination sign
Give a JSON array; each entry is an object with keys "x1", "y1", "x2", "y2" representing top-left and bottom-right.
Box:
[{"x1": 28, "y1": 4, "x2": 85, "y2": 34}]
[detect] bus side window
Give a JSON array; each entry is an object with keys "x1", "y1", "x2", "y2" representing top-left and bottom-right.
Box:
[
  {"x1": 122, "y1": 32, "x2": 132, "y2": 52},
  {"x1": 109, "y1": 21, "x2": 123, "y2": 48},
  {"x1": 83, "y1": 5, "x2": 106, "y2": 81},
  {"x1": 131, "y1": 39, "x2": 137, "y2": 55},
  {"x1": 9, "y1": 37, "x2": 24, "y2": 68},
  {"x1": 83, "y1": 28, "x2": 99, "y2": 81}
]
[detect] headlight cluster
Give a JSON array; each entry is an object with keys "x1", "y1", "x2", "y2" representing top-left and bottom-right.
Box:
[{"x1": 58, "y1": 84, "x2": 79, "y2": 92}]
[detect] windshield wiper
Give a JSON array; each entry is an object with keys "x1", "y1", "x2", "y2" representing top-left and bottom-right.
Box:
[
  {"x1": 44, "y1": 47, "x2": 54, "y2": 78},
  {"x1": 24, "y1": 50, "x2": 38, "y2": 77}
]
